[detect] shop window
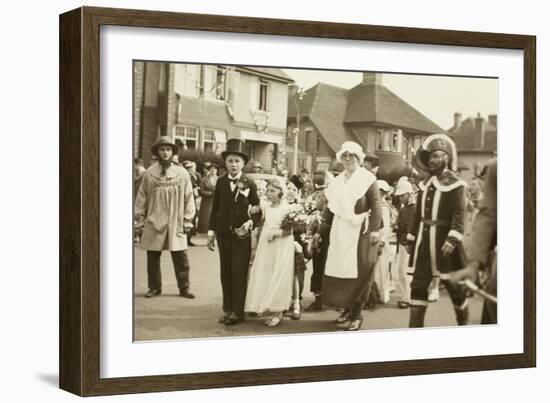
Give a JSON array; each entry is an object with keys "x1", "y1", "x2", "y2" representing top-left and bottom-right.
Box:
[
  {"x1": 174, "y1": 125, "x2": 198, "y2": 150},
  {"x1": 202, "y1": 129, "x2": 216, "y2": 152}
]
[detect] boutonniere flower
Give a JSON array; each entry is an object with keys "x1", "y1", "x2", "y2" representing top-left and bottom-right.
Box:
[{"x1": 234, "y1": 179, "x2": 251, "y2": 200}]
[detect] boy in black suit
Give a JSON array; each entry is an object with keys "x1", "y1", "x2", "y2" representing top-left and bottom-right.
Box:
[{"x1": 207, "y1": 139, "x2": 260, "y2": 325}]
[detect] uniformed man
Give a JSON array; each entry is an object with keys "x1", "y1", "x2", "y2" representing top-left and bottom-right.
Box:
[{"x1": 406, "y1": 134, "x2": 469, "y2": 327}]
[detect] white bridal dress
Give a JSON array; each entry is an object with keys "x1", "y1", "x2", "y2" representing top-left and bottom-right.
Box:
[{"x1": 245, "y1": 202, "x2": 295, "y2": 313}]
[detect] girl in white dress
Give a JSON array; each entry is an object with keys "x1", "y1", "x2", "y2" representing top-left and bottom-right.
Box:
[{"x1": 245, "y1": 180, "x2": 295, "y2": 327}]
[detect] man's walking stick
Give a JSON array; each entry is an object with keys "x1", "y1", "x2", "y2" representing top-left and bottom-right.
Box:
[{"x1": 460, "y1": 279, "x2": 497, "y2": 304}]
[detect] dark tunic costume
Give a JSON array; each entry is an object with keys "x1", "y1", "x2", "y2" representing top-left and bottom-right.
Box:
[{"x1": 407, "y1": 169, "x2": 468, "y2": 307}]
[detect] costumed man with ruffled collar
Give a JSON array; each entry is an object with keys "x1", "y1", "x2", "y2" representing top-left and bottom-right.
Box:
[{"x1": 406, "y1": 134, "x2": 469, "y2": 327}]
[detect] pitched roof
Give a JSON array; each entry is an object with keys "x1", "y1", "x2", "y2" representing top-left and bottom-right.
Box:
[
  {"x1": 344, "y1": 83, "x2": 445, "y2": 133},
  {"x1": 237, "y1": 67, "x2": 294, "y2": 83},
  {"x1": 177, "y1": 96, "x2": 237, "y2": 136},
  {"x1": 448, "y1": 116, "x2": 497, "y2": 152},
  {"x1": 288, "y1": 81, "x2": 444, "y2": 153},
  {"x1": 288, "y1": 83, "x2": 357, "y2": 152}
]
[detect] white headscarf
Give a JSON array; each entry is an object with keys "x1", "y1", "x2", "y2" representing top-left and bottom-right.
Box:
[{"x1": 335, "y1": 141, "x2": 366, "y2": 163}]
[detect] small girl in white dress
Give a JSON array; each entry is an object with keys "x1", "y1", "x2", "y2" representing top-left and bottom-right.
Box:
[{"x1": 244, "y1": 180, "x2": 295, "y2": 327}]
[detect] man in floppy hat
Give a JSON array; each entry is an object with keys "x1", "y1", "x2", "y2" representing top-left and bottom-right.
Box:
[
  {"x1": 134, "y1": 136, "x2": 197, "y2": 299},
  {"x1": 207, "y1": 139, "x2": 261, "y2": 325},
  {"x1": 406, "y1": 134, "x2": 469, "y2": 327}
]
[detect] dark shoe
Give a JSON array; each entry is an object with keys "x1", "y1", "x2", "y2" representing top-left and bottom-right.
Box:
[
  {"x1": 179, "y1": 290, "x2": 195, "y2": 299},
  {"x1": 145, "y1": 289, "x2": 161, "y2": 298},
  {"x1": 225, "y1": 313, "x2": 243, "y2": 325},
  {"x1": 346, "y1": 318, "x2": 363, "y2": 331},
  {"x1": 218, "y1": 312, "x2": 230, "y2": 324},
  {"x1": 409, "y1": 305, "x2": 427, "y2": 328},
  {"x1": 334, "y1": 310, "x2": 350, "y2": 325},
  {"x1": 305, "y1": 296, "x2": 323, "y2": 312},
  {"x1": 397, "y1": 300, "x2": 411, "y2": 309},
  {"x1": 455, "y1": 305, "x2": 470, "y2": 326}
]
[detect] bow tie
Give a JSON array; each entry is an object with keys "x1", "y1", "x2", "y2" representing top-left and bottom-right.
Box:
[{"x1": 229, "y1": 178, "x2": 238, "y2": 184}]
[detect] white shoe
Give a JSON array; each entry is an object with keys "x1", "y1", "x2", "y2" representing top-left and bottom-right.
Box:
[{"x1": 428, "y1": 287, "x2": 440, "y2": 302}]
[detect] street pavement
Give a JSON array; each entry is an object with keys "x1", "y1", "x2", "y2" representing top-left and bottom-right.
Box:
[{"x1": 134, "y1": 235, "x2": 483, "y2": 341}]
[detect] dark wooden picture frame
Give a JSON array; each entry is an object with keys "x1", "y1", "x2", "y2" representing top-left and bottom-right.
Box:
[{"x1": 59, "y1": 6, "x2": 536, "y2": 396}]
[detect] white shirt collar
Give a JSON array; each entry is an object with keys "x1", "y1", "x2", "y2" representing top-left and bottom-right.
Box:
[{"x1": 228, "y1": 172, "x2": 242, "y2": 181}]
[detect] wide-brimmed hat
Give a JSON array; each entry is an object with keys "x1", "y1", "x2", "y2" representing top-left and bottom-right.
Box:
[
  {"x1": 393, "y1": 176, "x2": 414, "y2": 196},
  {"x1": 151, "y1": 136, "x2": 179, "y2": 157},
  {"x1": 336, "y1": 141, "x2": 366, "y2": 163},
  {"x1": 221, "y1": 139, "x2": 249, "y2": 164},
  {"x1": 415, "y1": 134, "x2": 458, "y2": 172}
]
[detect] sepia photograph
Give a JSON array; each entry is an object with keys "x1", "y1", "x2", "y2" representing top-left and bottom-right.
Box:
[{"x1": 132, "y1": 62, "x2": 498, "y2": 341}]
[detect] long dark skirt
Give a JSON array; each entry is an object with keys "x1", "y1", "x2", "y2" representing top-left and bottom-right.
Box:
[{"x1": 322, "y1": 233, "x2": 380, "y2": 309}]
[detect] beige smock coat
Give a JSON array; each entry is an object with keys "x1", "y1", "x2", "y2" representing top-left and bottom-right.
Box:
[{"x1": 134, "y1": 162, "x2": 196, "y2": 251}]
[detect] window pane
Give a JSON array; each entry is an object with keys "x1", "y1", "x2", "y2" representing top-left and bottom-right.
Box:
[
  {"x1": 203, "y1": 65, "x2": 218, "y2": 99},
  {"x1": 259, "y1": 80, "x2": 268, "y2": 111},
  {"x1": 203, "y1": 129, "x2": 215, "y2": 141},
  {"x1": 175, "y1": 126, "x2": 186, "y2": 137},
  {"x1": 216, "y1": 67, "x2": 226, "y2": 100}
]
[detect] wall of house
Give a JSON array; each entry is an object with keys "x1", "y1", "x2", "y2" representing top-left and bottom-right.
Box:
[
  {"x1": 351, "y1": 125, "x2": 378, "y2": 154},
  {"x1": 233, "y1": 72, "x2": 289, "y2": 131},
  {"x1": 133, "y1": 62, "x2": 145, "y2": 159},
  {"x1": 138, "y1": 62, "x2": 164, "y2": 165}
]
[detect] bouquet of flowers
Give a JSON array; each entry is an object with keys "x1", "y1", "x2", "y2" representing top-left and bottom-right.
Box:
[
  {"x1": 281, "y1": 202, "x2": 308, "y2": 233},
  {"x1": 303, "y1": 194, "x2": 326, "y2": 234},
  {"x1": 303, "y1": 193, "x2": 327, "y2": 253}
]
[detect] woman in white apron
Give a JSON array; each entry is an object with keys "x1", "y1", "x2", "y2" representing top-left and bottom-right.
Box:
[{"x1": 320, "y1": 141, "x2": 382, "y2": 331}]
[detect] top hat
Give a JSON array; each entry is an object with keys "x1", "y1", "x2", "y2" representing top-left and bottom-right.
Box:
[
  {"x1": 221, "y1": 139, "x2": 249, "y2": 164},
  {"x1": 415, "y1": 134, "x2": 458, "y2": 172},
  {"x1": 151, "y1": 136, "x2": 179, "y2": 158}
]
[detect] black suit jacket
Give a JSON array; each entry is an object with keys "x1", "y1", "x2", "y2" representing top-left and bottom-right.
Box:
[{"x1": 208, "y1": 174, "x2": 260, "y2": 235}]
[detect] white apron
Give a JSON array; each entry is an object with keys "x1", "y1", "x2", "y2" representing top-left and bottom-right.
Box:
[{"x1": 324, "y1": 168, "x2": 376, "y2": 279}]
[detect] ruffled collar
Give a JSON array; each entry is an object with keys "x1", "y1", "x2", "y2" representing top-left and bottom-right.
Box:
[{"x1": 419, "y1": 169, "x2": 466, "y2": 192}]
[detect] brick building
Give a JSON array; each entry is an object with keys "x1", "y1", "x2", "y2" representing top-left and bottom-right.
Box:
[
  {"x1": 133, "y1": 62, "x2": 294, "y2": 168},
  {"x1": 286, "y1": 73, "x2": 444, "y2": 182}
]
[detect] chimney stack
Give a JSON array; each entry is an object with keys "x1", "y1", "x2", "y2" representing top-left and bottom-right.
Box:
[
  {"x1": 453, "y1": 112, "x2": 463, "y2": 130},
  {"x1": 474, "y1": 112, "x2": 485, "y2": 149},
  {"x1": 363, "y1": 72, "x2": 383, "y2": 86},
  {"x1": 488, "y1": 114, "x2": 497, "y2": 129}
]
